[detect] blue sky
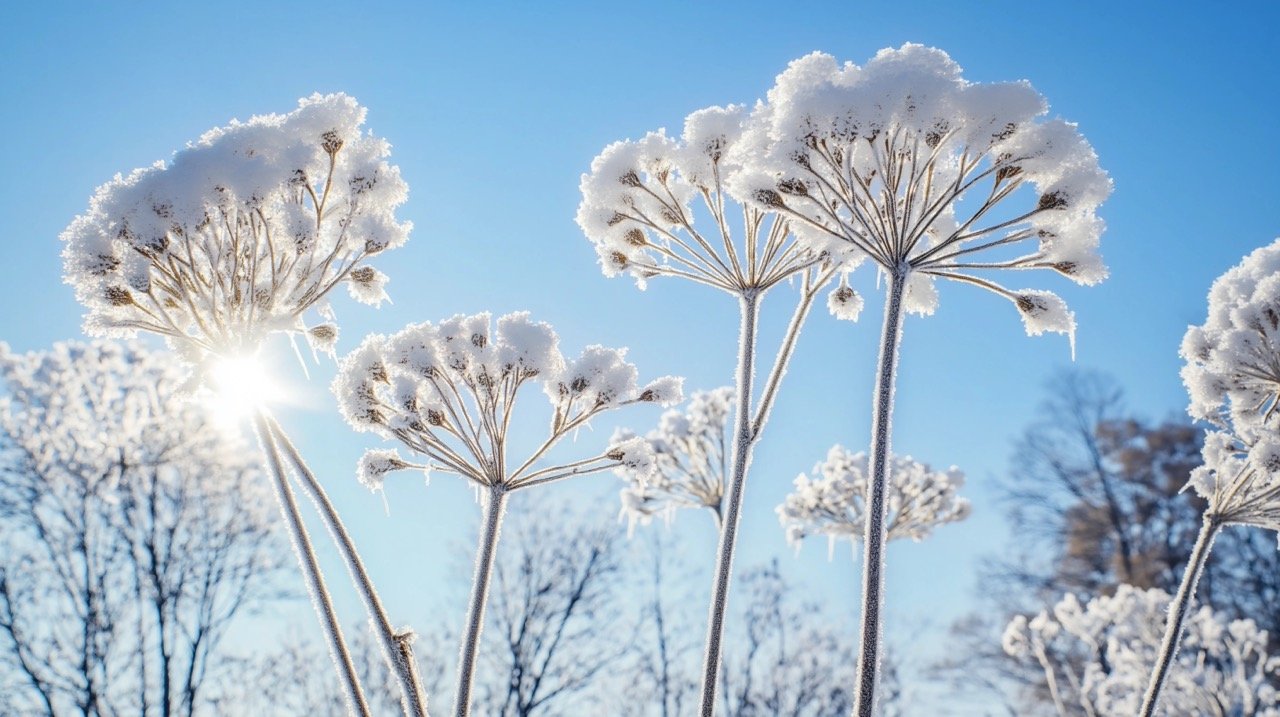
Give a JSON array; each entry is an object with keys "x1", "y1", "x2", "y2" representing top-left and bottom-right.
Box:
[{"x1": 3, "y1": 1, "x2": 1279, "y2": 712}]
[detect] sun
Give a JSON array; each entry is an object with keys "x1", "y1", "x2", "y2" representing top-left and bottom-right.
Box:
[{"x1": 206, "y1": 353, "x2": 283, "y2": 424}]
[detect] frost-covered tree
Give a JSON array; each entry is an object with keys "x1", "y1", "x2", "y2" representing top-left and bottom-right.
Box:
[
  {"x1": 333, "y1": 311, "x2": 678, "y2": 716},
  {"x1": 1004, "y1": 585, "x2": 1280, "y2": 716},
  {"x1": 1144, "y1": 239, "x2": 1280, "y2": 716},
  {"x1": 60, "y1": 94, "x2": 423, "y2": 716},
  {"x1": 0, "y1": 341, "x2": 285, "y2": 716},
  {"x1": 777, "y1": 444, "x2": 969, "y2": 555},
  {"x1": 578, "y1": 99, "x2": 843, "y2": 715},
  {"x1": 729, "y1": 45, "x2": 1110, "y2": 714},
  {"x1": 614, "y1": 386, "x2": 736, "y2": 528}
]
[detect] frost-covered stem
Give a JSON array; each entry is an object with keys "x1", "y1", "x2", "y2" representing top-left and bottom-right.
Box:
[
  {"x1": 1032, "y1": 642, "x2": 1070, "y2": 717},
  {"x1": 252, "y1": 412, "x2": 370, "y2": 717},
  {"x1": 699, "y1": 291, "x2": 760, "y2": 717},
  {"x1": 853, "y1": 266, "x2": 908, "y2": 717},
  {"x1": 751, "y1": 271, "x2": 821, "y2": 436},
  {"x1": 267, "y1": 417, "x2": 429, "y2": 717},
  {"x1": 455, "y1": 485, "x2": 508, "y2": 717},
  {"x1": 1139, "y1": 514, "x2": 1221, "y2": 717}
]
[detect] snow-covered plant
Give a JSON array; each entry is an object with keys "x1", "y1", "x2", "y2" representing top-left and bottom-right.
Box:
[
  {"x1": 0, "y1": 341, "x2": 285, "y2": 715},
  {"x1": 1182, "y1": 238, "x2": 1280, "y2": 442},
  {"x1": 579, "y1": 90, "x2": 845, "y2": 717},
  {"x1": 59, "y1": 95, "x2": 423, "y2": 717},
  {"x1": 61, "y1": 93, "x2": 408, "y2": 361},
  {"x1": 1004, "y1": 585, "x2": 1280, "y2": 716},
  {"x1": 615, "y1": 386, "x2": 735, "y2": 528},
  {"x1": 1143, "y1": 239, "x2": 1280, "y2": 716},
  {"x1": 729, "y1": 45, "x2": 1111, "y2": 715},
  {"x1": 333, "y1": 311, "x2": 679, "y2": 717},
  {"x1": 777, "y1": 445, "x2": 969, "y2": 555}
]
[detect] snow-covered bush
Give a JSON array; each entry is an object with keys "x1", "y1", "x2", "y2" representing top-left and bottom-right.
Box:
[
  {"x1": 334, "y1": 310, "x2": 679, "y2": 716},
  {"x1": 1004, "y1": 585, "x2": 1280, "y2": 716},
  {"x1": 614, "y1": 386, "x2": 736, "y2": 528},
  {"x1": 729, "y1": 45, "x2": 1110, "y2": 715},
  {"x1": 777, "y1": 445, "x2": 969, "y2": 554}
]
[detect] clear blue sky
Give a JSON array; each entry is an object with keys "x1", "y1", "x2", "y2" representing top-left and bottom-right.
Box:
[{"x1": 3, "y1": 2, "x2": 1278, "y2": 713}]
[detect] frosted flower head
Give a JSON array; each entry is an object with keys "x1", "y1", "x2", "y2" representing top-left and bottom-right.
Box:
[
  {"x1": 614, "y1": 387, "x2": 737, "y2": 527},
  {"x1": 1187, "y1": 430, "x2": 1280, "y2": 533},
  {"x1": 1004, "y1": 585, "x2": 1280, "y2": 716},
  {"x1": 776, "y1": 444, "x2": 970, "y2": 552},
  {"x1": 334, "y1": 312, "x2": 679, "y2": 491},
  {"x1": 731, "y1": 45, "x2": 1111, "y2": 346},
  {"x1": 578, "y1": 104, "x2": 831, "y2": 294},
  {"x1": 1182, "y1": 238, "x2": 1280, "y2": 440},
  {"x1": 62, "y1": 93, "x2": 410, "y2": 360}
]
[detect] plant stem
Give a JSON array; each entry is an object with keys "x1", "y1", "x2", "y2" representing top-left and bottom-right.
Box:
[
  {"x1": 252, "y1": 411, "x2": 370, "y2": 717},
  {"x1": 455, "y1": 485, "x2": 508, "y2": 717},
  {"x1": 698, "y1": 291, "x2": 760, "y2": 717},
  {"x1": 268, "y1": 416, "x2": 430, "y2": 717},
  {"x1": 852, "y1": 266, "x2": 908, "y2": 717},
  {"x1": 1138, "y1": 514, "x2": 1221, "y2": 717}
]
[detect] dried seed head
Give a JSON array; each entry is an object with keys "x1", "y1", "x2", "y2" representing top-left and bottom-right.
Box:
[
  {"x1": 619, "y1": 170, "x2": 642, "y2": 188},
  {"x1": 350, "y1": 266, "x2": 377, "y2": 284},
  {"x1": 606, "y1": 213, "x2": 626, "y2": 227},
  {"x1": 1038, "y1": 191, "x2": 1068, "y2": 210},
  {"x1": 624, "y1": 228, "x2": 647, "y2": 246},
  {"x1": 321, "y1": 130, "x2": 343, "y2": 155},
  {"x1": 609, "y1": 251, "x2": 629, "y2": 269},
  {"x1": 777, "y1": 178, "x2": 809, "y2": 196},
  {"x1": 1052, "y1": 261, "x2": 1078, "y2": 277},
  {"x1": 104, "y1": 286, "x2": 134, "y2": 306},
  {"x1": 754, "y1": 188, "x2": 785, "y2": 208},
  {"x1": 426, "y1": 409, "x2": 445, "y2": 426}
]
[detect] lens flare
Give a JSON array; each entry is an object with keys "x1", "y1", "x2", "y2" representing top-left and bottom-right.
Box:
[{"x1": 206, "y1": 354, "x2": 281, "y2": 424}]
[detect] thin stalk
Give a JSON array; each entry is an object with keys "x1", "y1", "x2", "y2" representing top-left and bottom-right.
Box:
[
  {"x1": 455, "y1": 485, "x2": 508, "y2": 717},
  {"x1": 267, "y1": 417, "x2": 429, "y2": 717},
  {"x1": 1138, "y1": 514, "x2": 1221, "y2": 717},
  {"x1": 252, "y1": 411, "x2": 370, "y2": 717},
  {"x1": 852, "y1": 266, "x2": 909, "y2": 717},
  {"x1": 698, "y1": 291, "x2": 760, "y2": 717}
]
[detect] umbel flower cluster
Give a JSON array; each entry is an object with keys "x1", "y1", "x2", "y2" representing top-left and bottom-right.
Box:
[
  {"x1": 614, "y1": 386, "x2": 736, "y2": 528},
  {"x1": 335, "y1": 311, "x2": 680, "y2": 490},
  {"x1": 732, "y1": 44, "x2": 1111, "y2": 338},
  {"x1": 1004, "y1": 585, "x2": 1280, "y2": 717},
  {"x1": 61, "y1": 93, "x2": 409, "y2": 359},
  {"x1": 777, "y1": 444, "x2": 970, "y2": 554},
  {"x1": 1183, "y1": 238, "x2": 1280, "y2": 441}
]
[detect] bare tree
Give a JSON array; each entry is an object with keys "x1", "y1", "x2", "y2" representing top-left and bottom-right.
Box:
[
  {"x1": 0, "y1": 341, "x2": 286, "y2": 716},
  {"x1": 937, "y1": 369, "x2": 1280, "y2": 711},
  {"x1": 473, "y1": 500, "x2": 631, "y2": 717}
]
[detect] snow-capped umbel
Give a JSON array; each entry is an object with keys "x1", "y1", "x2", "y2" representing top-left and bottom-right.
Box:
[
  {"x1": 1186, "y1": 430, "x2": 1280, "y2": 535},
  {"x1": 1003, "y1": 585, "x2": 1280, "y2": 716},
  {"x1": 614, "y1": 386, "x2": 736, "y2": 529},
  {"x1": 61, "y1": 93, "x2": 410, "y2": 358},
  {"x1": 776, "y1": 444, "x2": 969, "y2": 552},
  {"x1": 1182, "y1": 238, "x2": 1280, "y2": 441},
  {"x1": 333, "y1": 311, "x2": 682, "y2": 491},
  {"x1": 577, "y1": 103, "x2": 832, "y2": 293},
  {"x1": 728, "y1": 44, "x2": 1111, "y2": 343}
]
